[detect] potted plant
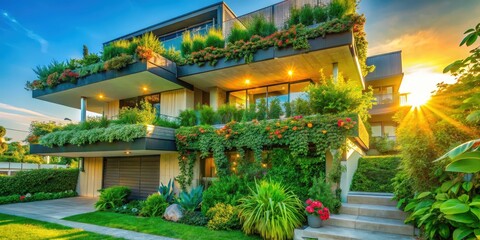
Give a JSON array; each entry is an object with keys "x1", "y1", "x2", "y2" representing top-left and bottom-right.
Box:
[{"x1": 305, "y1": 199, "x2": 330, "y2": 228}]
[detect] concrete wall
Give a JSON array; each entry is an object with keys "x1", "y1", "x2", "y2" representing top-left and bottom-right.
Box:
[
  {"x1": 339, "y1": 139, "x2": 365, "y2": 202},
  {"x1": 77, "y1": 157, "x2": 103, "y2": 197},
  {"x1": 159, "y1": 153, "x2": 201, "y2": 194},
  {"x1": 105, "y1": 100, "x2": 119, "y2": 119},
  {"x1": 160, "y1": 89, "x2": 194, "y2": 117},
  {"x1": 209, "y1": 87, "x2": 226, "y2": 111}
]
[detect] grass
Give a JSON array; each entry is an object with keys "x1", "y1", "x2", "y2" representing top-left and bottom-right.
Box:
[
  {"x1": 64, "y1": 211, "x2": 260, "y2": 240},
  {"x1": 0, "y1": 213, "x2": 121, "y2": 240}
]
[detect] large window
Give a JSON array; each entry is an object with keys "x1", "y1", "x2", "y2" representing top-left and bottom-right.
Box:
[
  {"x1": 373, "y1": 86, "x2": 394, "y2": 105},
  {"x1": 229, "y1": 90, "x2": 246, "y2": 108},
  {"x1": 119, "y1": 93, "x2": 161, "y2": 117},
  {"x1": 247, "y1": 87, "x2": 267, "y2": 106}
]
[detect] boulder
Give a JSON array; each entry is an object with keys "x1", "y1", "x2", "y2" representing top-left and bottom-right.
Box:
[{"x1": 163, "y1": 204, "x2": 183, "y2": 222}]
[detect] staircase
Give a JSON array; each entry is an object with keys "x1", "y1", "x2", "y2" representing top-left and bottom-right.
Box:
[{"x1": 294, "y1": 192, "x2": 415, "y2": 240}]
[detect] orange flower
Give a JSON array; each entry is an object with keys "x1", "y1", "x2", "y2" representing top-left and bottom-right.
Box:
[
  {"x1": 322, "y1": 130, "x2": 327, "y2": 134},
  {"x1": 293, "y1": 126, "x2": 298, "y2": 131},
  {"x1": 307, "y1": 122, "x2": 313, "y2": 128}
]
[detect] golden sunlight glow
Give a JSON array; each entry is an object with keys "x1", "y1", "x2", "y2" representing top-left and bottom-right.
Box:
[
  {"x1": 245, "y1": 79, "x2": 250, "y2": 85},
  {"x1": 400, "y1": 69, "x2": 456, "y2": 107},
  {"x1": 142, "y1": 86, "x2": 148, "y2": 91},
  {"x1": 288, "y1": 70, "x2": 293, "y2": 77},
  {"x1": 98, "y1": 94, "x2": 104, "y2": 99}
]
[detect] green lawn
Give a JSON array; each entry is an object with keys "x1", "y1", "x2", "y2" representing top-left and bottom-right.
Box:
[
  {"x1": 0, "y1": 213, "x2": 121, "y2": 240},
  {"x1": 64, "y1": 211, "x2": 260, "y2": 240}
]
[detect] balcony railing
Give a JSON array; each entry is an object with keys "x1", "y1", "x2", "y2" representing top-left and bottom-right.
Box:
[{"x1": 223, "y1": 0, "x2": 331, "y2": 39}]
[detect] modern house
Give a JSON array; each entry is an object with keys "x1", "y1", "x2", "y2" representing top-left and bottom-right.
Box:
[{"x1": 29, "y1": 0, "x2": 403, "y2": 202}]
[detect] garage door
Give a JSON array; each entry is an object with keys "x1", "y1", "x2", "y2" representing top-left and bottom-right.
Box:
[{"x1": 103, "y1": 156, "x2": 160, "y2": 199}]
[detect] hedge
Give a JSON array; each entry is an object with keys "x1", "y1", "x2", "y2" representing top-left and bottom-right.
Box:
[
  {"x1": 0, "y1": 169, "x2": 79, "y2": 195},
  {"x1": 0, "y1": 190, "x2": 77, "y2": 205},
  {"x1": 350, "y1": 156, "x2": 400, "y2": 193}
]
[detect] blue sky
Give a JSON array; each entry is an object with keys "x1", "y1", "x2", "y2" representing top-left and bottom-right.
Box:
[{"x1": 1, "y1": 0, "x2": 479, "y2": 141}]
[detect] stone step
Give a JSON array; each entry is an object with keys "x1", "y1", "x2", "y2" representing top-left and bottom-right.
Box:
[
  {"x1": 340, "y1": 203, "x2": 408, "y2": 220},
  {"x1": 347, "y1": 192, "x2": 397, "y2": 206},
  {"x1": 324, "y1": 214, "x2": 414, "y2": 236},
  {"x1": 294, "y1": 225, "x2": 415, "y2": 240}
]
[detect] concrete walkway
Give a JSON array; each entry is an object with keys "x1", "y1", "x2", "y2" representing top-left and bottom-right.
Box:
[{"x1": 0, "y1": 197, "x2": 176, "y2": 240}]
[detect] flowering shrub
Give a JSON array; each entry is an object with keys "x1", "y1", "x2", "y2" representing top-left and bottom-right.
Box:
[
  {"x1": 337, "y1": 117, "x2": 356, "y2": 129},
  {"x1": 136, "y1": 46, "x2": 154, "y2": 61},
  {"x1": 175, "y1": 114, "x2": 359, "y2": 189},
  {"x1": 305, "y1": 199, "x2": 330, "y2": 220},
  {"x1": 59, "y1": 69, "x2": 79, "y2": 83}
]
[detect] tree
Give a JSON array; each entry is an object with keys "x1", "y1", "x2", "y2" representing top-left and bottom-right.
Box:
[
  {"x1": 82, "y1": 45, "x2": 89, "y2": 58},
  {"x1": 0, "y1": 126, "x2": 8, "y2": 155}
]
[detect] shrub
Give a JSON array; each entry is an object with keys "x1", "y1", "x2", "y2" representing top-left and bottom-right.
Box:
[
  {"x1": 163, "y1": 47, "x2": 184, "y2": 63},
  {"x1": 246, "y1": 15, "x2": 277, "y2": 38},
  {"x1": 95, "y1": 186, "x2": 131, "y2": 211},
  {"x1": 328, "y1": 0, "x2": 356, "y2": 19},
  {"x1": 268, "y1": 97, "x2": 283, "y2": 119},
  {"x1": 0, "y1": 169, "x2": 78, "y2": 196},
  {"x1": 104, "y1": 54, "x2": 134, "y2": 71},
  {"x1": 153, "y1": 116, "x2": 180, "y2": 129},
  {"x1": 178, "y1": 211, "x2": 209, "y2": 226},
  {"x1": 242, "y1": 104, "x2": 257, "y2": 122},
  {"x1": 140, "y1": 193, "x2": 169, "y2": 217},
  {"x1": 299, "y1": 4, "x2": 314, "y2": 26},
  {"x1": 179, "y1": 109, "x2": 197, "y2": 126},
  {"x1": 371, "y1": 136, "x2": 397, "y2": 154},
  {"x1": 180, "y1": 31, "x2": 193, "y2": 56},
  {"x1": 81, "y1": 53, "x2": 101, "y2": 66},
  {"x1": 158, "y1": 179, "x2": 176, "y2": 204},
  {"x1": 117, "y1": 101, "x2": 156, "y2": 125},
  {"x1": 313, "y1": 6, "x2": 328, "y2": 23},
  {"x1": 288, "y1": 8, "x2": 301, "y2": 27},
  {"x1": 206, "y1": 203, "x2": 241, "y2": 230},
  {"x1": 227, "y1": 22, "x2": 250, "y2": 44},
  {"x1": 308, "y1": 173, "x2": 341, "y2": 213},
  {"x1": 102, "y1": 40, "x2": 131, "y2": 61},
  {"x1": 32, "y1": 60, "x2": 67, "y2": 82},
  {"x1": 256, "y1": 98, "x2": 267, "y2": 120},
  {"x1": 191, "y1": 34, "x2": 206, "y2": 53},
  {"x1": 290, "y1": 97, "x2": 311, "y2": 116},
  {"x1": 216, "y1": 104, "x2": 239, "y2": 124},
  {"x1": 138, "y1": 32, "x2": 165, "y2": 55},
  {"x1": 198, "y1": 104, "x2": 216, "y2": 125},
  {"x1": 205, "y1": 28, "x2": 224, "y2": 49},
  {"x1": 202, "y1": 175, "x2": 251, "y2": 214},
  {"x1": 114, "y1": 200, "x2": 144, "y2": 216},
  {"x1": 392, "y1": 167, "x2": 414, "y2": 209},
  {"x1": 0, "y1": 190, "x2": 77, "y2": 205},
  {"x1": 238, "y1": 180, "x2": 304, "y2": 240},
  {"x1": 177, "y1": 186, "x2": 203, "y2": 212},
  {"x1": 350, "y1": 156, "x2": 400, "y2": 193}
]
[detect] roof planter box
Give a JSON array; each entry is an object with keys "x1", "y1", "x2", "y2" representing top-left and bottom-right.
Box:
[{"x1": 30, "y1": 125, "x2": 177, "y2": 157}]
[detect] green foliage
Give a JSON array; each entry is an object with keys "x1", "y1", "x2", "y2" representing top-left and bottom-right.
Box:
[
  {"x1": 202, "y1": 175, "x2": 251, "y2": 214},
  {"x1": 268, "y1": 97, "x2": 283, "y2": 119},
  {"x1": 81, "y1": 53, "x2": 101, "y2": 66},
  {"x1": 371, "y1": 136, "x2": 397, "y2": 154},
  {"x1": 104, "y1": 54, "x2": 134, "y2": 70},
  {"x1": 246, "y1": 15, "x2": 277, "y2": 38},
  {"x1": 328, "y1": 0, "x2": 356, "y2": 19},
  {"x1": 392, "y1": 167, "x2": 415, "y2": 209},
  {"x1": 153, "y1": 116, "x2": 180, "y2": 129},
  {"x1": 308, "y1": 173, "x2": 341, "y2": 213},
  {"x1": 289, "y1": 97, "x2": 312, "y2": 116},
  {"x1": 192, "y1": 34, "x2": 206, "y2": 53},
  {"x1": 217, "y1": 104, "x2": 242, "y2": 124},
  {"x1": 0, "y1": 169, "x2": 78, "y2": 196},
  {"x1": 95, "y1": 186, "x2": 131, "y2": 211},
  {"x1": 140, "y1": 193, "x2": 168, "y2": 217},
  {"x1": 114, "y1": 200, "x2": 144, "y2": 216},
  {"x1": 176, "y1": 114, "x2": 357, "y2": 188},
  {"x1": 118, "y1": 101, "x2": 156, "y2": 125},
  {"x1": 206, "y1": 203, "x2": 241, "y2": 230},
  {"x1": 205, "y1": 28, "x2": 225, "y2": 49},
  {"x1": 198, "y1": 104, "x2": 216, "y2": 125},
  {"x1": 0, "y1": 190, "x2": 77, "y2": 205},
  {"x1": 39, "y1": 123, "x2": 147, "y2": 147},
  {"x1": 181, "y1": 30, "x2": 193, "y2": 56},
  {"x1": 178, "y1": 211, "x2": 209, "y2": 226},
  {"x1": 158, "y1": 179, "x2": 176, "y2": 204},
  {"x1": 307, "y1": 75, "x2": 374, "y2": 122},
  {"x1": 163, "y1": 47, "x2": 184, "y2": 63},
  {"x1": 138, "y1": 32, "x2": 165, "y2": 55},
  {"x1": 179, "y1": 109, "x2": 198, "y2": 126},
  {"x1": 265, "y1": 149, "x2": 325, "y2": 200},
  {"x1": 32, "y1": 60, "x2": 67, "y2": 82},
  {"x1": 313, "y1": 6, "x2": 328, "y2": 23},
  {"x1": 102, "y1": 40, "x2": 132, "y2": 61},
  {"x1": 255, "y1": 98, "x2": 267, "y2": 120},
  {"x1": 350, "y1": 156, "x2": 400, "y2": 193},
  {"x1": 299, "y1": 4, "x2": 314, "y2": 26},
  {"x1": 177, "y1": 186, "x2": 203, "y2": 212},
  {"x1": 436, "y1": 139, "x2": 480, "y2": 173},
  {"x1": 238, "y1": 180, "x2": 304, "y2": 240},
  {"x1": 227, "y1": 22, "x2": 250, "y2": 44},
  {"x1": 0, "y1": 126, "x2": 6, "y2": 155}
]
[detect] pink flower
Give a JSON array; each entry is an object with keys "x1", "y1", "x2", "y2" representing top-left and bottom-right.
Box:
[
  {"x1": 346, "y1": 118, "x2": 352, "y2": 122},
  {"x1": 306, "y1": 206, "x2": 314, "y2": 214},
  {"x1": 306, "y1": 199, "x2": 313, "y2": 205}
]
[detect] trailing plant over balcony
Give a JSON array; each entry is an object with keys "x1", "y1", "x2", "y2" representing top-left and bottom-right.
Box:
[{"x1": 175, "y1": 114, "x2": 359, "y2": 189}]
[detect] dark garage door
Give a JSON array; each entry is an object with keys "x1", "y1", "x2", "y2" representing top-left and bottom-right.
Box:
[{"x1": 103, "y1": 156, "x2": 160, "y2": 199}]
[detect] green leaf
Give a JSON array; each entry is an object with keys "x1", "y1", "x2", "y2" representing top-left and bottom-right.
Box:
[
  {"x1": 436, "y1": 140, "x2": 478, "y2": 161},
  {"x1": 453, "y1": 227, "x2": 473, "y2": 240},
  {"x1": 474, "y1": 229, "x2": 480, "y2": 238},
  {"x1": 439, "y1": 224, "x2": 450, "y2": 239},
  {"x1": 464, "y1": 28, "x2": 475, "y2": 34},
  {"x1": 466, "y1": 33, "x2": 478, "y2": 46},
  {"x1": 412, "y1": 207, "x2": 429, "y2": 217},
  {"x1": 441, "y1": 180, "x2": 455, "y2": 192},
  {"x1": 404, "y1": 201, "x2": 416, "y2": 212},
  {"x1": 458, "y1": 194, "x2": 469, "y2": 203},
  {"x1": 470, "y1": 196, "x2": 480, "y2": 207},
  {"x1": 462, "y1": 182, "x2": 473, "y2": 192},
  {"x1": 436, "y1": 193, "x2": 449, "y2": 201},
  {"x1": 450, "y1": 183, "x2": 461, "y2": 195},
  {"x1": 470, "y1": 207, "x2": 480, "y2": 220},
  {"x1": 451, "y1": 152, "x2": 480, "y2": 162},
  {"x1": 440, "y1": 199, "x2": 470, "y2": 214},
  {"x1": 446, "y1": 159, "x2": 480, "y2": 173},
  {"x1": 416, "y1": 191, "x2": 431, "y2": 199},
  {"x1": 445, "y1": 213, "x2": 476, "y2": 224}
]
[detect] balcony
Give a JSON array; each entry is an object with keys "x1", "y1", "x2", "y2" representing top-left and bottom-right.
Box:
[{"x1": 370, "y1": 93, "x2": 409, "y2": 115}]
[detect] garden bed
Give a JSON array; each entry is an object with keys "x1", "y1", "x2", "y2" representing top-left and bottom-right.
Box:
[{"x1": 64, "y1": 211, "x2": 260, "y2": 240}]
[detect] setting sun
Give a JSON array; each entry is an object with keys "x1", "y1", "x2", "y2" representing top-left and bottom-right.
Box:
[{"x1": 407, "y1": 91, "x2": 430, "y2": 107}]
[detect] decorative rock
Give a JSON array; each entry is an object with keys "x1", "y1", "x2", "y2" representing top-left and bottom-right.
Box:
[{"x1": 163, "y1": 204, "x2": 183, "y2": 222}]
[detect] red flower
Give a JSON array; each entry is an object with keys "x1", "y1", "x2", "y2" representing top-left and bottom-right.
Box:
[
  {"x1": 20, "y1": 196, "x2": 25, "y2": 201},
  {"x1": 306, "y1": 206, "x2": 314, "y2": 214},
  {"x1": 337, "y1": 119, "x2": 344, "y2": 127},
  {"x1": 275, "y1": 130, "x2": 280, "y2": 135},
  {"x1": 306, "y1": 199, "x2": 313, "y2": 205},
  {"x1": 346, "y1": 117, "x2": 352, "y2": 122}
]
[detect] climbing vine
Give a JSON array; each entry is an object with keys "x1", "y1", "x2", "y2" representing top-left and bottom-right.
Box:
[{"x1": 175, "y1": 114, "x2": 359, "y2": 189}]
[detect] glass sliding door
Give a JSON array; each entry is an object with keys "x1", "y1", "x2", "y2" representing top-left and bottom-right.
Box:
[{"x1": 267, "y1": 84, "x2": 288, "y2": 117}]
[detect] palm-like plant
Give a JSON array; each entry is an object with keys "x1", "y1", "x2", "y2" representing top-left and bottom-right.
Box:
[{"x1": 238, "y1": 180, "x2": 304, "y2": 240}]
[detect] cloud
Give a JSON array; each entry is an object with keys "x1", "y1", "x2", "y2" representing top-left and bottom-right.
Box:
[
  {"x1": 0, "y1": 103, "x2": 50, "y2": 118},
  {"x1": 1, "y1": 9, "x2": 48, "y2": 53},
  {"x1": 0, "y1": 102, "x2": 63, "y2": 128}
]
